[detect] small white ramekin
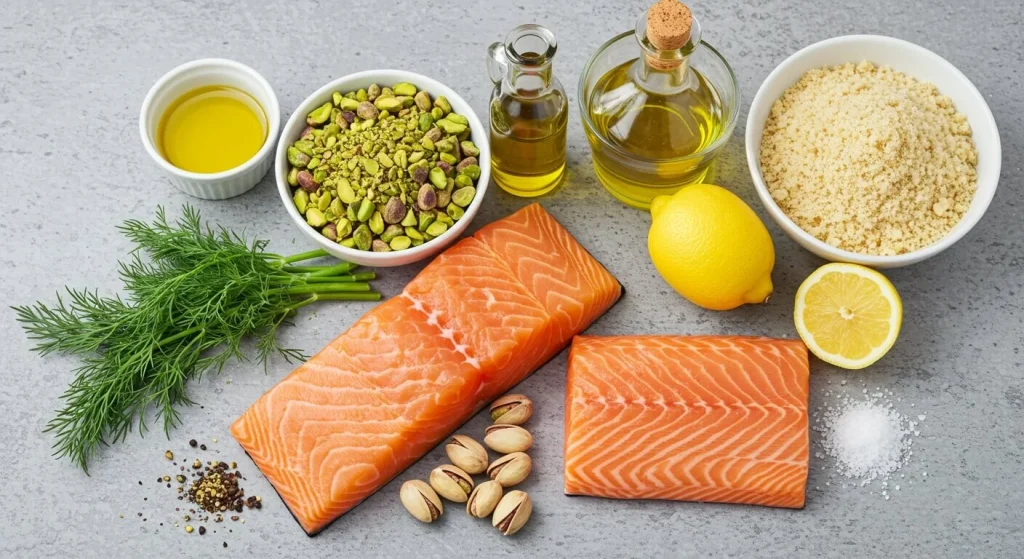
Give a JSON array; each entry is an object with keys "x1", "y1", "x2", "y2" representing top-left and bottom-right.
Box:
[{"x1": 140, "y1": 58, "x2": 281, "y2": 200}]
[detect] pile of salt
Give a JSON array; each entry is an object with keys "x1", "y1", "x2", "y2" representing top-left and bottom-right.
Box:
[{"x1": 823, "y1": 401, "x2": 908, "y2": 480}]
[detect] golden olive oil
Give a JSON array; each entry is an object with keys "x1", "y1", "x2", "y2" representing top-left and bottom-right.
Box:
[
  {"x1": 586, "y1": 59, "x2": 726, "y2": 208},
  {"x1": 490, "y1": 90, "x2": 568, "y2": 197},
  {"x1": 157, "y1": 85, "x2": 267, "y2": 174}
]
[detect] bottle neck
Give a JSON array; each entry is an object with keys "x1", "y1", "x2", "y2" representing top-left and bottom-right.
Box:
[
  {"x1": 488, "y1": 24, "x2": 558, "y2": 96},
  {"x1": 508, "y1": 60, "x2": 553, "y2": 95},
  {"x1": 632, "y1": 9, "x2": 701, "y2": 92}
]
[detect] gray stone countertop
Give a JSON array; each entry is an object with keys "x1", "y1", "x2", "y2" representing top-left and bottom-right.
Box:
[{"x1": 1, "y1": 0, "x2": 1021, "y2": 557}]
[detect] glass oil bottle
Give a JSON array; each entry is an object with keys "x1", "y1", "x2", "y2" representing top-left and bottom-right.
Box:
[
  {"x1": 487, "y1": 25, "x2": 568, "y2": 197},
  {"x1": 579, "y1": 0, "x2": 739, "y2": 208}
]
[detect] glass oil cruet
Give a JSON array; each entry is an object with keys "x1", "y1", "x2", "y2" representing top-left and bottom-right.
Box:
[
  {"x1": 487, "y1": 24, "x2": 569, "y2": 197},
  {"x1": 579, "y1": 0, "x2": 739, "y2": 209}
]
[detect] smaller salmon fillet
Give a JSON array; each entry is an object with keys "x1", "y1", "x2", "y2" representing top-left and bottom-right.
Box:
[{"x1": 565, "y1": 336, "x2": 810, "y2": 508}]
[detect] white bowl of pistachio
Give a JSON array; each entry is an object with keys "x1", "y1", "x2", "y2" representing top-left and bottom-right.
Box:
[{"x1": 276, "y1": 69, "x2": 490, "y2": 267}]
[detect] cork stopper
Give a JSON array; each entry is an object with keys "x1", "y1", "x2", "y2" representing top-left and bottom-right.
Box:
[{"x1": 645, "y1": 0, "x2": 693, "y2": 69}]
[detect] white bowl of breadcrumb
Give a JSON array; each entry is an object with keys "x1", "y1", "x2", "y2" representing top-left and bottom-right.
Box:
[{"x1": 746, "y1": 35, "x2": 1000, "y2": 268}]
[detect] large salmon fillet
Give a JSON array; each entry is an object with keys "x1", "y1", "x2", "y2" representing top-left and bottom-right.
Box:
[
  {"x1": 564, "y1": 336, "x2": 809, "y2": 508},
  {"x1": 232, "y1": 204, "x2": 621, "y2": 535}
]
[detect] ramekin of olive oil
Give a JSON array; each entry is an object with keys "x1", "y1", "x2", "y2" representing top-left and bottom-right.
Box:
[
  {"x1": 579, "y1": 0, "x2": 739, "y2": 209},
  {"x1": 140, "y1": 58, "x2": 281, "y2": 199},
  {"x1": 157, "y1": 85, "x2": 268, "y2": 174}
]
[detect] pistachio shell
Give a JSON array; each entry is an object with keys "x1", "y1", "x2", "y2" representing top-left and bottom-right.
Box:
[
  {"x1": 492, "y1": 490, "x2": 531, "y2": 536},
  {"x1": 400, "y1": 480, "x2": 443, "y2": 523},
  {"x1": 483, "y1": 424, "x2": 533, "y2": 454},
  {"x1": 466, "y1": 480, "x2": 503, "y2": 519},
  {"x1": 445, "y1": 434, "x2": 488, "y2": 474},
  {"x1": 487, "y1": 452, "x2": 532, "y2": 487},
  {"x1": 490, "y1": 394, "x2": 533, "y2": 425},
  {"x1": 429, "y1": 464, "x2": 474, "y2": 503}
]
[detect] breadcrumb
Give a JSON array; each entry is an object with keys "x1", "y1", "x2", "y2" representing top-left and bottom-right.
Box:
[{"x1": 760, "y1": 62, "x2": 977, "y2": 255}]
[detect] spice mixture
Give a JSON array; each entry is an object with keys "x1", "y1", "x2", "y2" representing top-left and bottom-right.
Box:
[
  {"x1": 126, "y1": 439, "x2": 261, "y2": 543},
  {"x1": 760, "y1": 61, "x2": 977, "y2": 255}
]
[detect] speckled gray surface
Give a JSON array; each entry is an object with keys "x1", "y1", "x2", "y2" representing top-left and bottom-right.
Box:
[{"x1": 1, "y1": 0, "x2": 1022, "y2": 556}]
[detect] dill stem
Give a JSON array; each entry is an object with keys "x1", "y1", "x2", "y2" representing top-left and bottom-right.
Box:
[
  {"x1": 286, "y1": 291, "x2": 383, "y2": 312},
  {"x1": 282, "y1": 248, "x2": 330, "y2": 264},
  {"x1": 302, "y1": 272, "x2": 375, "y2": 283},
  {"x1": 155, "y1": 325, "x2": 204, "y2": 348},
  {"x1": 271, "y1": 283, "x2": 372, "y2": 295},
  {"x1": 307, "y1": 262, "x2": 358, "y2": 277}
]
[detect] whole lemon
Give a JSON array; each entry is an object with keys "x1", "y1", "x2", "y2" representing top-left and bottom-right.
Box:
[{"x1": 648, "y1": 184, "x2": 775, "y2": 310}]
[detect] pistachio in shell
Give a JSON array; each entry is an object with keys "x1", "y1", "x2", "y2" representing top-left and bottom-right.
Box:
[
  {"x1": 490, "y1": 394, "x2": 533, "y2": 425},
  {"x1": 483, "y1": 424, "x2": 533, "y2": 454},
  {"x1": 492, "y1": 490, "x2": 531, "y2": 536},
  {"x1": 445, "y1": 434, "x2": 488, "y2": 475},
  {"x1": 486, "y1": 452, "x2": 532, "y2": 487},
  {"x1": 429, "y1": 464, "x2": 474, "y2": 503},
  {"x1": 399, "y1": 480, "x2": 443, "y2": 523},
  {"x1": 466, "y1": 480, "x2": 503, "y2": 519}
]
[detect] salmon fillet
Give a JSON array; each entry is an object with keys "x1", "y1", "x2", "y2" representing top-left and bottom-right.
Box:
[
  {"x1": 232, "y1": 204, "x2": 621, "y2": 535},
  {"x1": 564, "y1": 336, "x2": 809, "y2": 508}
]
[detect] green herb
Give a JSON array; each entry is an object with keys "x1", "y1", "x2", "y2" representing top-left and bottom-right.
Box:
[{"x1": 13, "y1": 205, "x2": 382, "y2": 471}]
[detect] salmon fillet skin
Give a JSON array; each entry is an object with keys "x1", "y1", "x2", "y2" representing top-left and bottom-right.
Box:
[
  {"x1": 564, "y1": 335, "x2": 809, "y2": 509},
  {"x1": 232, "y1": 204, "x2": 621, "y2": 535}
]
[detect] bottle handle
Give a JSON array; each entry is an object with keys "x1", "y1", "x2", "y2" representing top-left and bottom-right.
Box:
[{"x1": 486, "y1": 42, "x2": 508, "y2": 85}]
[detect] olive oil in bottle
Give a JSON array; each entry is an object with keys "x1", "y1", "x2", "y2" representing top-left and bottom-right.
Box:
[
  {"x1": 580, "y1": 0, "x2": 735, "y2": 208},
  {"x1": 487, "y1": 25, "x2": 568, "y2": 197}
]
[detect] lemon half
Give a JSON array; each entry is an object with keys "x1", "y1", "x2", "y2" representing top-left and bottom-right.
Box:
[{"x1": 794, "y1": 263, "x2": 902, "y2": 369}]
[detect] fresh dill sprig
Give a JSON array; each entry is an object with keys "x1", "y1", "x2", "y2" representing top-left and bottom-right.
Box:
[{"x1": 13, "y1": 204, "x2": 381, "y2": 472}]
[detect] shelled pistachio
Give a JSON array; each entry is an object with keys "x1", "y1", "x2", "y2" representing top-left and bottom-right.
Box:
[
  {"x1": 492, "y1": 490, "x2": 532, "y2": 536},
  {"x1": 400, "y1": 480, "x2": 443, "y2": 523}
]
